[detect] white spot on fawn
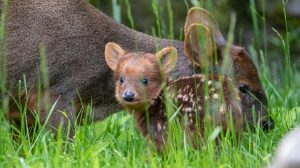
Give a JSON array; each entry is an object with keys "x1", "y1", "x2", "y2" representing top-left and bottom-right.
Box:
[
  {"x1": 213, "y1": 93, "x2": 219, "y2": 99},
  {"x1": 178, "y1": 88, "x2": 182, "y2": 94},
  {"x1": 183, "y1": 95, "x2": 189, "y2": 102},
  {"x1": 188, "y1": 92, "x2": 194, "y2": 98},
  {"x1": 192, "y1": 74, "x2": 204, "y2": 78},
  {"x1": 185, "y1": 107, "x2": 193, "y2": 112},
  {"x1": 157, "y1": 122, "x2": 162, "y2": 131},
  {"x1": 184, "y1": 85, "x2": 190, "y2": 92},
  {"x1": 191, "y1": 101, "x2": 196, "y2": 108},
  {"x1": 183, "y1": 107, "x2": 191, "y2": 113},
  {"x1": 220, "y1": 105, "x2": 225, "y2": 115}
]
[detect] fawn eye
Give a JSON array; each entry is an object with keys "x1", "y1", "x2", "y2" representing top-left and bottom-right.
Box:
[
  {"x1": 142, "y1": 78, "x2": 149, "y2": 86},
  {"x1": 239, "y1": 84, "x2": 250, "y2": 93},
  {"x1": 120, "y1": 76, "x2": 125, "y2": 84}
]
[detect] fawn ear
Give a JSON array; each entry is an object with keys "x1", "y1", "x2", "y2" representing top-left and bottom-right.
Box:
[
  {"x1": 184, "y1": 7, "x2": 225, "y2": 47},
  {"x1": 184, "y1": 24, "x2": 214, "y2": 67},
  {"x1": 105, "y1": 42, "x2": 125, "y2": 71},
  {"x1": 156, "y1": 47, "x2": 178, "y2": 75}
]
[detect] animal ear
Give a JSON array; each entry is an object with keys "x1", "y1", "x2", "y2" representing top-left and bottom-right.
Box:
[
  {"x1": 184, "y1": 7, "x2": 225, "y2": 47},
  {"x1": 184, "y1": 24, "x2": 214, "y2": 67},
  {"x1": 156, "y1": 47, "x2": 178, "y2": 75},
  {"x1": 105, "y1": 42, "x2": 125, "y2": 71}
]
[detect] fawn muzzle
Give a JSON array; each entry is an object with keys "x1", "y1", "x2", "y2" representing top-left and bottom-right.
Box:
[{"x1": 123, "y1": 90, "x2": 136, "y2": 102}]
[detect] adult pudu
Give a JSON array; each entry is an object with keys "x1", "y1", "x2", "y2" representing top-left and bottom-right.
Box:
[
  {"x1": 3, "y1": 0, "x2": 193, "y2": 137},
  {"x1": 105, "y1": 42, "x2": 177, "y2": 152},
  {"x1": 184, "y1": 7, "x2": 274, "y2": 130}
]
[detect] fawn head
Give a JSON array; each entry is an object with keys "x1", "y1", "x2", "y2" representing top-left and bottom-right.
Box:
[
  {"x1": 183, "y1": 7, "x2": 274, "y2": 130},
  {"x1": 105, "y1": 42, "x2": 177, "y2": 112}
]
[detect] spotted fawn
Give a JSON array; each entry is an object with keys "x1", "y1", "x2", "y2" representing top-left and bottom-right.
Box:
[{"x1": 105, "y1": 41, "x2": 242, "y2": 151}]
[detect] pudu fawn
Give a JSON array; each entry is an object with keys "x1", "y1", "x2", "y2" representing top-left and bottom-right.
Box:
[{"x1": 105, "y1": 40, "x2": 243, "y2": 152}]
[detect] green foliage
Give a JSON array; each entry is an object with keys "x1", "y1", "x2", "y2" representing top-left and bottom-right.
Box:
[{"x1": 0, "y1": 0, "x2": 8, "y2": 115}]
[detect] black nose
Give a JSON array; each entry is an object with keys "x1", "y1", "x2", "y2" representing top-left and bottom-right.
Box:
[
  {"x1": 123, "y1": 91, "x2": 135, "y2": 102},
  {"x1": 262, "y1": 117, "x2": 275, "y2": 131}
]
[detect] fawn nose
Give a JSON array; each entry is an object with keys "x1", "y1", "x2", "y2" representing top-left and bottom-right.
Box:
[{"x1": 123, "y1": 90, "x2": 135, "y2": 102}]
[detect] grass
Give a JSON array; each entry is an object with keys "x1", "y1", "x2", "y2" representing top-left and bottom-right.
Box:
[{"x1": 0, "y1": 0, "x2": 299, "y2": 167}]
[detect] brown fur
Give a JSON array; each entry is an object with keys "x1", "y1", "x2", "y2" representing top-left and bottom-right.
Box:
[
  {"x1": 114, "y1": 53, "x2": 163, "y2": 112},
  {"x1": 8, "y1": 91, "x2": 37, "y2": 127}
]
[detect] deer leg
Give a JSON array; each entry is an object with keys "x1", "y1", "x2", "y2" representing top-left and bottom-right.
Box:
[{"x1": 149, "y1": 118, "x2": 168, "y2": 153}]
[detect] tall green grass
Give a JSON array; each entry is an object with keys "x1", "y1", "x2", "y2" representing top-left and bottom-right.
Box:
[
  {"x1": 0, "y1": 0, "x2": 299, "y2": 167},
  {"x1": 0, "y1": 0, "x2": 8, "y2": 116}
]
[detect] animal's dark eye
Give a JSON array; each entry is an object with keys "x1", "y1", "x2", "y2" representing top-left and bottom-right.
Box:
[
  {"x1": 120, "y1": 76, "x2": 125, "y2": 84},
  {"x1": 239, "y1": 84, "x2": 250, "y2": 93},
  {"x1": 142, "y1": 78, "x2": 149, "y2": 86}
]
